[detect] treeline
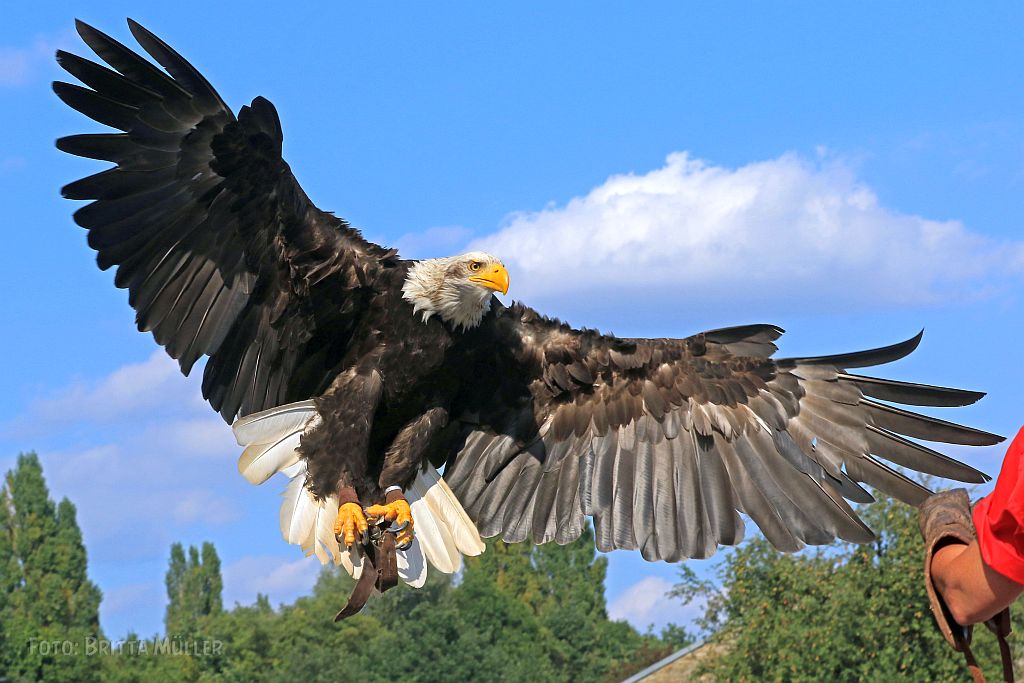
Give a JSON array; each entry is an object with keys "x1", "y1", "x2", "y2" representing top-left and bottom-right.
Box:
[
  {"x1": 0, "y1": 453, "x2": 681, "y2": 682},
  {"x1": 677, "y1": 489, "x2": 1024, "y2": 681},
  {"x1": 7, "y1": 450, "x2": 1019, "y2": 683}
]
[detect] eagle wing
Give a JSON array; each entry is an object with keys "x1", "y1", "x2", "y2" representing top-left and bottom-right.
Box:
[
  {"x1": 443, "y1": 303, "x2": 1001, "y2": 561},
  {"x1": 54, "y1": 20, "x2": 396, "y2": 422}
]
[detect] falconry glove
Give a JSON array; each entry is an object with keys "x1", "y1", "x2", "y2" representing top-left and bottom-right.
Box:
[{"x1": 919, "y1": 489, "x2": 1014, "y2": 683}]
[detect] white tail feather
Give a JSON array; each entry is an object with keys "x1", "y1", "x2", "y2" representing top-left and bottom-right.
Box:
[
  {"x1": 238, "y1": 431, "x2": 302, "y2": 485},
  {"x1": 408, "y1": 488, "x2": 460, "y2": 573},
  {"x1": 406, "y1": 466, "x2": 485, "y2": 574},
  {"x1": 339, "y1": 546, "x2": 364, "y2": 579},
  {"x1": 280, "y1": 469, "x2": 346, "y2": 566},
  {"x1": 299, "y1": 512, "x2": 317, "y2": 557},
  {"x1": 419, "y1": 469, "x2": 486, "y2": 557},
  {"x1": 235, "y1": 400, "x2": 484, "y2": 589},
  {"x1": 311, "y1": 494, "x2": 341, "y2": 565},
  {"x1": 232, "y1": 400, "x2": 318, "y2": 446},
  {"x1": 279, "y1": 467, "x2": 318, "y2": 545},
  {"x1": 397, "y1": 538, "x2": 427, "y2": 588},
  {"x1": 233, "y1": 401, "x2": 319, "y2": 488}
]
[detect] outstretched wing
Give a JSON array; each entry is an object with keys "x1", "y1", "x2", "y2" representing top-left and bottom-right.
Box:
[
  {"x1": 443, "y1": 303, "x2": 1000, "y2": 561},
  {"x1": 54, "y1": 20, "x2": 397, "y2": 422}
]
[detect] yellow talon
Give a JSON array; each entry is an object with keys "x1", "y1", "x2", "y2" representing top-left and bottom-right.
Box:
[
  {"x1": 365, "y1": 499, "x2": 414, "y2": 547},
  {"x1": 335, "y1": 502, "x2": 368, "y2": 547}
]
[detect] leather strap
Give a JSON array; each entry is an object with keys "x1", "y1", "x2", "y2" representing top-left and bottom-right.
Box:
[
  {"x1": 997, "y1": 631, "x2": 1015, "y2": 683},
  {"x1": 333, "y1": 550, "x2": 377, "y2": 621},
  {"x1": 376, "y1": 531, "x2": 398, "y2": 592},
  {"x1": 334, "y1": 522, "x2": 400, "y2": 621},
  {"x1": 957, "y1": 619, "x2": 1015, "y2": 683}
]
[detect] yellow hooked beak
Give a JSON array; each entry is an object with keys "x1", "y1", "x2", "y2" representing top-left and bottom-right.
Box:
[{"x1": 468, "y1": 264, "x2": 510, "y2": 295}]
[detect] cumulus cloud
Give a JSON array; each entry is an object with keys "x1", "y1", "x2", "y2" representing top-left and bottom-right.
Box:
[
  {"x1": 28, "y1": 441, "x2": 243, "y2": 552},
  {"x1": 607, "y1": 575, "x2": 703, "y2": 631},
  {"x1": 222, "y1": 555, "x2": 321, "y2": 608},
  {"x1": 0, "y1": 346, "x2": 320, "y2": 637},
  {"x1": 0, "y1": 352, "x2": 244, "y2": 552},
  {"x1": 472, "y1": 152, "x2": 1024, "y2": 317},
  {"x1": 142, "y1": 417, "x2": 239, "y2": 460},
  {"x1": 4, "y1": 351, "x2": 201, "y2": 437},
  {"x1": 169, "y1": 489, "x2": 241, "y2": 525}
]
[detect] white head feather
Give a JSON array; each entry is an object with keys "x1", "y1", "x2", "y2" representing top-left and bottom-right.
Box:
[{"x1": 401, "y1": 251, "x2": 507, "y2": 331}]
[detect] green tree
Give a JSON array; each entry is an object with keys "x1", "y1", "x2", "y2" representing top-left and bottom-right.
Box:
[
  {"x1": 99, "y1": 630, "x2": 194, "y2": 683},
  {"x1": 530, "y1": 526, "x2": 671, "y2": 682},
  {"x1": 0, "y1": 452, "x2": 102, "y2": 683},
  {"x1": 674, "y1": 492, "x2": 1017, "y2": 682},
  {"x1": 164, "y1": 541, "x2": 224, "y2": 636},
  {"x1": 101, "y1": 522, "x2": 676, "y2": 682}
]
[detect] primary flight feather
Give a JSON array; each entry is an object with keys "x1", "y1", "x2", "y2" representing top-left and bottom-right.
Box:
[{"x1": 54, "y1": 19, "x2": 1001, "y2": 603}]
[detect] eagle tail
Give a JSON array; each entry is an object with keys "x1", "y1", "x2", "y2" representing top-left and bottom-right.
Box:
[
  {"x1": 407, "y1": 467, "x2": 486, "y2": 575},
  {"x1": 232, "y1": 400, "x2": 320, "y2": 447},
  {"x1": 232, "y1": 401, "x2": 320, "y2": 484},
  {"x1": 409, "y1": 467, "x2": 486, "y2": 560},
  {"x1": 231, "y1": 400, "x2": 484, "y2": 587}
]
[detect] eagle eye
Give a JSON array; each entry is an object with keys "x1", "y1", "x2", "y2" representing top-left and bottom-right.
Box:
[{"x1": 469, "y1": 261, "x2": 483, "y2": 272}]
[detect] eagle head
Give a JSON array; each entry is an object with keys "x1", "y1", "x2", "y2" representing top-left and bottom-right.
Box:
[{"x1": 401, "y1": 251, "x2": 509, "y2": 330}]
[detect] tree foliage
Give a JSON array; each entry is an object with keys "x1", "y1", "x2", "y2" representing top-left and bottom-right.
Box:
[
  {"x1": 0, "y1": 452, "x2": 103, "y2": 683},
  {"x1": 13, "y1": 452, "x2": 1016, "y2": 682},
  {"x1": 0, "y1": 453, "x2": 678, "y2": 681},
  {"x1": 97, "y1": 523, "x2": 669, "y2": 682},
  {"x1": 675, "y1": 492, "x2": 1023, "y2": 682},
  {"x1": 165, "y1": 542, "x2": 224, "y2": 636}
]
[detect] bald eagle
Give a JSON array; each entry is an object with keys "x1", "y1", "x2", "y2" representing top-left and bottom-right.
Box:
[{"x1": 55, "y1": 20, "x2": 1000, "y2": 601}]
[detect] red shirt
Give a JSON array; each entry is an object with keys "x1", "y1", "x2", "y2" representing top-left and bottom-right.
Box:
[{"x1": 973, "y1": 425, "x2": 1024, "y2": 586}]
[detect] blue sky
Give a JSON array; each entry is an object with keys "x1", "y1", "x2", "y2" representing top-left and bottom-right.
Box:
[{"x1": 1, "y1": 2, "x2": 1023, "y2": 638}]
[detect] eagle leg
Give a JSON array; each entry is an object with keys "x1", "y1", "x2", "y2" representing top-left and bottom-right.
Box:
[
  {"x1": 334, "y1": 502, "x2": 369, "y2": 548},
  {"x1": 365, "y1": 493, "x2": 414, "y2": 549}
]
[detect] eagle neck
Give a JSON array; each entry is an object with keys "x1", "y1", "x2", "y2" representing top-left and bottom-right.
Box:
[{"x1": 401, "y1": 258, "x2": 492, "y2": 331}]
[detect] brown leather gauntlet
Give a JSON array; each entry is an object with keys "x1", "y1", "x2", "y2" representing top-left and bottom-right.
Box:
[
  {"x1": 920, "y1": 489, "x2": 978, "y2": 650},
  {"x1": 919, "y1": 489, "x2": 1014, "y2": 682}
]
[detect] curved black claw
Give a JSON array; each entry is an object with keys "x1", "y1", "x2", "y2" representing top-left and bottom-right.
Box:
[{"x1": 389, "y1": 520, "x2": 409, "y2": 533}]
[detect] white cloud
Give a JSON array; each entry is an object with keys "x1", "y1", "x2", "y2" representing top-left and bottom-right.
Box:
[
  {"x1": 142, "y1": 417, "x2": 239, "y2": 460},
  {"x1": 607, "y1": 575, "x2": 704, "y2": 632},
  {"x1": 4, "y1": 351, "x2": 199, "y2": 437},
  {"x1": 1, "y1": 353, "x2": 244, "y2": 550},
  {"x1": 0, "y1": 29, "x2": 75, "y2": 87},
  {"x1": 32, "y1": 439, "x2": 241, "y2": 552},
  {"x1": 168, "y1": 489, "x2": 241, "y2": 525},
  {"x1": 222, "y1": 555, "x2": 321, "y2": 608},
  {"x1": 472, "y1": 152, "x2": 1024, "y2": 316}
]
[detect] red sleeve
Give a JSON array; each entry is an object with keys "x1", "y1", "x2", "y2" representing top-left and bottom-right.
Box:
[{"x1": 973, "y1": 425, "x2": 1024, "y2": 586}]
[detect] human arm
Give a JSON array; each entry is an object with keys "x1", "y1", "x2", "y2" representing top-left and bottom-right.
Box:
[{"x1": 931, "y1": 539, "x2": 1024, "y2": 625}]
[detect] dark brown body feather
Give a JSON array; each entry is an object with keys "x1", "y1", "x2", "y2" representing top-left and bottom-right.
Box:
[
  {"x1": 298, "y1": 265, "x2": 463, "y2": 501},
  {"x1": 56, "y1": 19, "x2": 1002, "y2": 563},
  {"x1": 55, "y1": 19, "x2": 397, "y2": 425}
]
